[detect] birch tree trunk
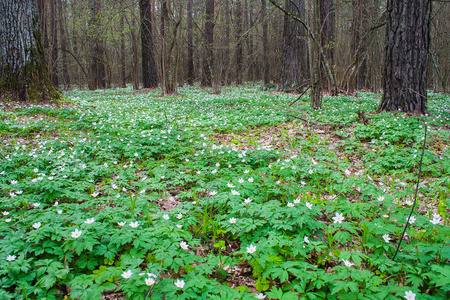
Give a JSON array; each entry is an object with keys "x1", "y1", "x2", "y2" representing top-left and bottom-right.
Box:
[{"x1": 0, "y1": 0, "x2": 59, "y2": 102}]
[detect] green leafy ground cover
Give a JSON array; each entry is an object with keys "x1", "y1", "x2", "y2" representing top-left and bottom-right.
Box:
[{"x1": 0, "y1": 86, "x2": 449, "y2": 300}]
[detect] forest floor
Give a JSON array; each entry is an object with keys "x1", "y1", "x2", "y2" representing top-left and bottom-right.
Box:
[{"x1": 0, "y1": 86, "x2": 449, "y2": 300}]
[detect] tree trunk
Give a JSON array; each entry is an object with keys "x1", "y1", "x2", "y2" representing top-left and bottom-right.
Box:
[
  {"x1": 50, "y1": 0, "x2": 59, "y2": 87},
  {"x1": 308, "y1": 0, "x2": 322, "y2": 108},
  {"x1": 0, "y1": 0, "x2": 59, "y2": 102},
  {"x1": 140, "y1": 0, "x2": 158, "y2": 88},
  {"x1": 319, "y1": 0, "x2": 335, "y2": 94},
  {"x1": 379, "y1": 0, "x2": 431, "y2": 114},
  {"x1": 88, "y1": 0, "x2": 106, "y2": 90},
  {"x1": 280, "y1": 0, "x2": 309, "y2": 91},
  {"x1": 223, "y1": 0, "x2": 231, "y2": 85},
  {"x1": 187, "y1": 0, "x2": 194, "y2": 85},
  {"x1": 201, "y1": 0, "x2": 214, "y2": 87},
  {"x1": 120, "y1": 0, "x2": 126, "y2": 88},
  {"x1": 261, "y1": 0, "x2": 270, "y2": 86},
  {"x1": 235, "y1": 0, "x2": 243, "y2": 85},
  {"x1": 58, "y1": 0, "x2": 70, "y2": 90}
]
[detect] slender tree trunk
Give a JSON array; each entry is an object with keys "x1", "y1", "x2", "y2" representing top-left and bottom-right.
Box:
[
  {"x1": 202, "y1": 0, "x2": 214, "y2": 87},
  {"x1": 88, "y1": 0, "x2": 105, "y2": 90},
  {"x1": 187, "y1": 0, "x2": 194, "y2": 85},
  {"x1": 308, "y1": 0, "x2": 322, "y2": 108},
  {"x1": 319, "y1": 0, "x2": 335, "y2": 94},
  {"x1": 140, "y1": 0, "x2": 158, "y2": 88},
  {"x1": 0, "y1": 0, "x2": 59, "y2": 102},
  {"x1": 120, "y1": 0, "x2": 126, "y2": 88},
  {"x1": 280, "y1": 0, "x2": 309, "y2": 91},
  {"x1": 58, "y1": 0, "x2": 70, "y2": 90},
  {"x1": 223, "y1": 0, "x2": 231, "y2": 85},
  {"x1": 50, "y1": 0, "x2": 59, "y2": 87},
  {"x1": 379, "y1": 0, "x2": 431, "y2": 114},
  {"x1": 129, "y1": 11, "x2": 140, "y2": 90},
  {"x1": 246, "y1": 0, "x2": 255, "y2": 82},
  {"x1": 235, "y1": 0, "x2": 243, "y2": 85},
  {"x1": 160, "y1": 0, "x2": 166, "y2": 93},
  {"x1": 261, "y1": 0, "x2": 270, "y2": 86}
]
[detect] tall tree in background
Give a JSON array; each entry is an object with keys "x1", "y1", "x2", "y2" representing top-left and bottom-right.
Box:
[
  {"x1": 261, "y1": 0, "x2": 270, "y2": 86},
  {"x1": 58, "y1": 0, "x2": 70, "y2": 90},
  {"x1": 319, "y1": 0, "x2": 334, "y2": 93},
  {"x1": 235, "y1": 0, "x2": 243, "y2": 85},
  {"x1": 140, "y1": 0, "x2": 158, "y2": 88},
  {"x1": 379, "y1": 0, "x2": 431, "y2": 114},
  {"x1": 202, "y1": 0, "x2": 215, "y2": 87},
  {"x1": 50, "y1": 0, "x2": 59, "y2": 87},
  {"x1": 187, "y1": 0, "x2": 194, "y2": 85},
  {"x1": 88, "y1": 0, "x2": 106, "y2": 90},
  {"x1": 0, "y1": 0, "x2": 59, "y2": 102},
  {"x1": 159, "y1": 0, "x2": 183, "y2": 94},
  {"x1": 120, "y1": 0, "x2": 126, "y2": 88},
  {"x1": 280, "y1": 0, "x2": 308, "y2": 91},
  {"x1": 308, "y1": 0, "x2": 322, "y2": 108}
]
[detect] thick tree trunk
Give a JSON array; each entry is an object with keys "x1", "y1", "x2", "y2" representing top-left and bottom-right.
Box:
[
  {"x1": 201, "y1": 0, "x2": 214, "y2": 87},
  {"x1": 280, "y1": 0, "x2": 309, "y2": 91},
  {"x1": 261, "y1": 0, "x2": 270, "y2": 86},
  {"x1": 50, "y1": 0, "x2": 59, "y2": 87},
  {"x1": 140, "y1": 0, "x2": 158, "y2": 88},
  {"x1": 379, "y1": 0, "x2": 431, "y2": 114},
  {"x1": 187, "y1": 0, "x2": 194, "y2": 85},
  {"x1": 58, "y1": 0, "x2": 70, "y2": 90},
  {"x1": 235, "y1": 0, "x2": 243, "y2": 85},
  {"x1": 0, "y1": 0, "x2": 59, "y2": 102}
]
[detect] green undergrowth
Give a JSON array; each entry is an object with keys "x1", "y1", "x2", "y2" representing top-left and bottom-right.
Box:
[{"x1": 0, "y1": 86, "x2": 449, "y2": 300}]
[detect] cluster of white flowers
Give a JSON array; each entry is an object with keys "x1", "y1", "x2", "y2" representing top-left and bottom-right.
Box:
[{"x1": 430, "y1": 213, "x2": 442, "y2": 225}]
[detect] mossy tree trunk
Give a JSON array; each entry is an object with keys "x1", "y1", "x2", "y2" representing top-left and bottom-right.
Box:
[
  {"x1": 0, "y1": 0, "x2": 59, "y2": 102},
  {"x1": 379, "y1": 0, "x2": 431, "y2": 114}
]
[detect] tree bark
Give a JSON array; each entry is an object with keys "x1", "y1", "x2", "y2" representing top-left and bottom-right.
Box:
[
  {"x1": 223, "y1": 0, "x2": 231, "y2": 85},
  {"x1": 0, "y1": 0, "x2": 59, "y2": 102},
  {"x1": 308, "y1": 0, "x2": 322, "y2": 108},
  {"x1": 50, "y1": 0, "x2": 59, "y2": 87},
  {"x1": 120, "y1": 0, "x2": 126, "y2": 88},
  {"x1": 201, "y1": 0, "x2": 214, "y2": 87},
  {"x1": 235, "y1": 0, "x2": 243, "y2": 85},
  {"x1": 261, "y1": 0, "x2": 270, "y2": 86},
  {"x1": 58, "y1": 0, "x2": 70, "y2": 90},
  {"x1": 379, "y1": 0, "x2": 431, "y2": 114},
  {"x1": 140, "y1": 0, "x2": 158, "y2": 88},
  {"x1": 88, "y1": 0, "x2": 106, "y2": 90},
  {"x1": 187, "y1": 0, "x2": 194, "y2": 85},
  {"x1": 319, "y1": 0, "x2": 335, "y2": 94},
  {"x1": 280, "y1": 0, "x2": 309, "y2": 91}
]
